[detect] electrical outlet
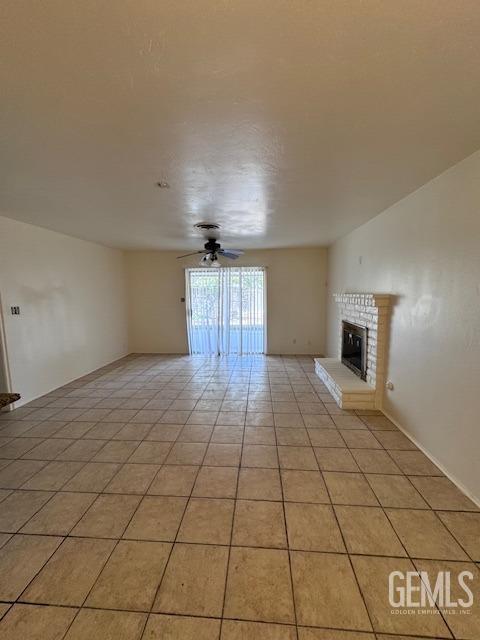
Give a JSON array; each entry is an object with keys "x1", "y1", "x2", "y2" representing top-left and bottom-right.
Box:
[{"x1": 10, "y1": 306, "x2": 20, "y2": 315}]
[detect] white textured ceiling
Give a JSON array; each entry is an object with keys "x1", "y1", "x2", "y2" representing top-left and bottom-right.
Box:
[{"x1": 1, "y1": 1, "x2": 480, "y2": 250}]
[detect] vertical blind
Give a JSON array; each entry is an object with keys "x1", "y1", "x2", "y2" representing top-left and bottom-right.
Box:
[{"x1": 185, "y1": 267, "x2": 265, "y2": 355}]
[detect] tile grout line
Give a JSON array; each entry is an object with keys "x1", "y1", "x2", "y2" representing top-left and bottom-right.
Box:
[
  {"x1": 137, "y1": 422, "x2": 210, "y2": 637},
  {"x1": 322, "y1": 467, "x2": 377, "y2": 636},
  {"x1": 218, "y1": 382, "x2": 245, "y2": 639},
  {"x1": 277, "y1": 430, "x2": 300, "y2": 639}
]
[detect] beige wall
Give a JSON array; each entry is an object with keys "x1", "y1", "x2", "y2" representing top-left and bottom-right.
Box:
[
  {"x1": 326, "y1": 150, "x2": 480, "y2": 503},
  {"x1": 0, "y1": 216, "x2": 129, "y2": 405},
  {"x1": 126, "y1": 248, "x2": 327, "y2": 355}
]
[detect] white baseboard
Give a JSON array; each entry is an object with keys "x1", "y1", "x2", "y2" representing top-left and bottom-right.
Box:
[
  {"x1": 7, "y1": 350, "x2": 130, "y2": 410},
  {"x1": 382, "y1": 409, "x2": 480, "y2": 508}
]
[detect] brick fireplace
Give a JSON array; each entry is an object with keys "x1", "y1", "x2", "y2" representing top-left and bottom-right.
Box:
[{"x1": 315, "y1": 293, "x2": 392, "y2": 409}]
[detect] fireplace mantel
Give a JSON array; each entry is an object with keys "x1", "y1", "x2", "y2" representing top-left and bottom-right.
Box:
[
  {"x1": 333, "y1": 293, "x2": 392, "y2": 308},
  {"x1": 315, "y1": 293, "x2": 393, "y2": 409}
]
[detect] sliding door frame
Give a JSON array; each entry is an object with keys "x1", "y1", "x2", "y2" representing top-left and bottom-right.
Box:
[
  {"x1": 262, "y1": 266, "x2": 268, "y2": 355},
  {"x1": 184, "y1": 266, "x2": 268, "y2": 355}
]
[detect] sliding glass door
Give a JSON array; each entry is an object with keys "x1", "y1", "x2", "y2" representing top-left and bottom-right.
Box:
[{"x1": 185, "y1": 267, "x2": 266, "y2": 355}]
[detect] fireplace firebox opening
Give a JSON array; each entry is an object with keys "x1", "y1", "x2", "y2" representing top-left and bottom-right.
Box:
[{"x1": 341, "y1": 321, "x2": 367, "y2": 380}]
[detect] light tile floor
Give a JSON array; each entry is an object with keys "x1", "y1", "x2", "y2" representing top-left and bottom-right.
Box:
[{"x1": 0, "y1": 354, "x2": 478, "y2": 639}]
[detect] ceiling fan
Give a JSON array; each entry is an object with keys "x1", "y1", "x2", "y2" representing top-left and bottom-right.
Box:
[{"x1": 176, "y1": 223, "x2": 244, "y2": 267}]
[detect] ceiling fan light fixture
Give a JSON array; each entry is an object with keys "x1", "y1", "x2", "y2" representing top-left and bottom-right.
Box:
[{"x1": 199, "y1": 252, "x2": 221, "y2": 267}]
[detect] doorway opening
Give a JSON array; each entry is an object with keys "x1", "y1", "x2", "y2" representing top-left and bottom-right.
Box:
[{"x1": 185, "y1": 267, "x2": 266, "y2": 355}]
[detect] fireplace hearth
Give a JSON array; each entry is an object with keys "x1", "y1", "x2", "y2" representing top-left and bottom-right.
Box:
[{"x1": 341, "y1": 321, "x2": 367, "y2": 380}]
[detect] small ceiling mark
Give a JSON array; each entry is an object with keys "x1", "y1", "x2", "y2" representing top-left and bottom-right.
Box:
[{"x1": 156, "y1": 181, "x2": 170, "y2": 189}]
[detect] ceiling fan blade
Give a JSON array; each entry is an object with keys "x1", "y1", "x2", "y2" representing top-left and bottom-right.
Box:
[
  {"x1": 176, "y1": 251, "x2": 205, "y2": 259},
  {"x1": 221, "y1": 248, "x2": 244, "y2": 254},
  {"x1": 220, "y1": 249, "x2": 244, "y2": 259}
]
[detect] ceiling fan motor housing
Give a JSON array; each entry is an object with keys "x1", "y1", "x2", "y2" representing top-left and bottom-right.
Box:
[{"x1": 204, "y1": 239, "x2": 221, "y2": 252}]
